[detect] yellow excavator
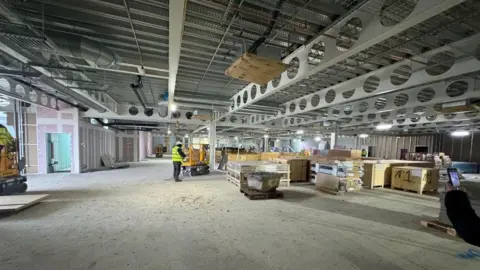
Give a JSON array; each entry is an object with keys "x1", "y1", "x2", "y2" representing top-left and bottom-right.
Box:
[{"x1": 0, "y1": 124, "x2": 27, "y2": 195}]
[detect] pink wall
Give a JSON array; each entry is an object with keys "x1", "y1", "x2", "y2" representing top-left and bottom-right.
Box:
[{"x1": 36, "y1": 106, "x2": 79, "y2": 174}]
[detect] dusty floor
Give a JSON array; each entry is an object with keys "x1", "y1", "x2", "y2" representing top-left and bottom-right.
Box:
[{"x1": 1, "y1": 159, "x2": 479, "y2": 269}]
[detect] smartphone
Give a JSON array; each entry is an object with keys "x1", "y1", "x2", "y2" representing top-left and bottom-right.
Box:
[{"x1": 447, "y1": 168, "x2": 461, "y2": 187}]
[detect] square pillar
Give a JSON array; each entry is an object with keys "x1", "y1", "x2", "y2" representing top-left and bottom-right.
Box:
[{"x1": 209, "y1": 121, "x2": 216, "y2": 170}]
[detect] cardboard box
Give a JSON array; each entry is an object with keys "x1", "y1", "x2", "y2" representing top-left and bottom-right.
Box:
[
  {"x1": 316, "y1": 173, "x2": 342, "y2": 192},
  {"x1": 225, "y1": 53, "x2": 287, "y2": 85},
  {"x1": 327, "y1": 149, "x2": 362, "y2": 159},
  {"x1": 391, "y1": 166, "x2": 439, "y2": 194}
]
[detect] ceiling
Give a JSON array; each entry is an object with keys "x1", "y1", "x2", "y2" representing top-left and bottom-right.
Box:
[{"x1": 0, "y1": 0, "x2": 479, "y2": 137}]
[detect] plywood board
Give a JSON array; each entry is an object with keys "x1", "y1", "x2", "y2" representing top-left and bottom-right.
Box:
[{"x1": 0, "y1": 194, "x2": 49, "y2": 213}]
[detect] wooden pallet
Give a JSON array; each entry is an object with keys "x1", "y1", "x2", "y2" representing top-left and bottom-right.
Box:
[
  {"x1": 0, "y1": 194, "x2": 49, "y2": 214},
  {"x1": 420, "y1": 220, "x2": 457, "y2": 237},
  {"x1": 227, "y1": 175, "x2": 239, "y2": 186},
  {"x1": 240, "y1": 187, "x2": 283, "y2": 200}
]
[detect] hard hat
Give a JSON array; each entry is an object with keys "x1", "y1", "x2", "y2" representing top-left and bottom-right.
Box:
[{"x1": 175, "y1": 141, "x2": 182, "y2": 145}]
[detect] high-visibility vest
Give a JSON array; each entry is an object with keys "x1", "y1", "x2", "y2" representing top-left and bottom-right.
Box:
[{"x1": 172, "y1": 146, "x2": 183, "y2": 162}]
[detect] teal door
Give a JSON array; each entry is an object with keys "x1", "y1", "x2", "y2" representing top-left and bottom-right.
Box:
[{"x1": 46, "y1": 133, "x2": 72, "y2": 173}]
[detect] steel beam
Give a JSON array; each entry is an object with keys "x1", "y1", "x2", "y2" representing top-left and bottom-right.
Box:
[
  {"x1": 250, "y1": 33, "x2": 480, "y2": 125},
  {"x1": 0, "y1": 76, "x2": 59, "y2": 110},
  {"x1": 169, "y1": 0, "x2": 187, "y2": 109},
  {"x1": 80, "y1": 104, "x2": 274, "y2": 129},
  {"x1": 283, "y1": 76, "x2": 480, "y2": 127},
  {"x1": 340, "y1": 111, "x2": 480, "y2": 131},
  {"x1": 217, "y1": 0, "x2": 468, "y2": 121}
]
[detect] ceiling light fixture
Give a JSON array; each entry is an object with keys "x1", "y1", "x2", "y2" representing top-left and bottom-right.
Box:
[
  {"x1": 376, "y1": 123, "x2": 392, "y2": 130},
  {"x1": 451, "y1": 130, "x2": 469, "y2": 137},
  {"x1": 234, "y1": 136, "x2": 238, "y2": 140},
  {"x1": 263, "y1": 134, "x2": 269, "y2": 138},
  {"x1": 0, "y1": 98, "x2": 10, "y2": 107},
  {"x1": 170, "y1": 103, "x2": 177, "y2": 112},
  {"x1": 296, "y1": 130, "x2": 304, "y2": 135},
  {"x1": 359, "y1": 133, "x2": 369, "y2": 138},
  {"x1": 184, "y1": 134, "x2": 188, "y2": 138}
]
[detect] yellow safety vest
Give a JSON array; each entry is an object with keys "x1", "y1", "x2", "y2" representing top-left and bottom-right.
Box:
[{"x1": 172, "y1": 146, "x2": 183, "y2": 162}]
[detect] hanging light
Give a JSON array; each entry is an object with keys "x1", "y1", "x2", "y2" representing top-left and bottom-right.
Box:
[
  {"x1": 184, "y1": 134, "x2": 189, "y2": 138},
  {"x1": 451, "y1": 130, "x2": 469, "y2": 137},
  {"x1": 314, "y1": 136, "x2": 321, "y2": 142},
  {"x1": 234, "y1": 136, "x2": 238, "y2": 140},
  {"x1": 170, "y1": 103, "x2": 177, "y2": 112},
  {"x1": 376, "y1": 123, "x2": 392, "y2": 130},
  {"x1": 359, "y1": 133, "x2": 369, "y2": 138},
  {"x1": 296, "y1": 129, "x2": 304, "y2": 135},
  {"x1": 263, "y1": 134, "x2": 269, "y2": 138}
]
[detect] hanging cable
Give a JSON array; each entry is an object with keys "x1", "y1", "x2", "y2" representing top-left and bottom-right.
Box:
[{"x1": 247, "y1": 0, "x2": 286, "y2": 54}]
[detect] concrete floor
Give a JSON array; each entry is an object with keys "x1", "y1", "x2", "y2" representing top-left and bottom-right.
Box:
[{"x1": 1, "y1": 159, "x2": 479, "y2": 270}]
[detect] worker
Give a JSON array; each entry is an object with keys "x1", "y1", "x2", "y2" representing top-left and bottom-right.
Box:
[
  {"x1": 445, "y1": 183, "x2": 480, "y2": 247},
  {"x1": 172, "y1": 141, "x2": 186, "y2": 182}
]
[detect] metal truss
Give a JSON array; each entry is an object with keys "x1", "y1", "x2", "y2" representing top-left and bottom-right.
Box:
[
  {"x1": 0, "y1": 76, "x2": 59, "y2": 110},
  {"x1": 339, "y1": 111, "x2": 480, "y2": 132},
  {"x1": 215, "y1": 0, "x2": 467, "y2": 121},
  {"x1": 248, "y1": 32, "x2": 480, "y2": 127},
  {"x1": 283, "y1": 76, "x2": 480, "y2": 127}
]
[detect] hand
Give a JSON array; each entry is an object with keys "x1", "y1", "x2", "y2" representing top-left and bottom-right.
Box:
[{"x1": 446, "y1": 182, "x2": 454, "y2": 192}]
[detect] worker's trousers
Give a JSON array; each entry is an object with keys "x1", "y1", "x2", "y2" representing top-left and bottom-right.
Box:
[{"x1": 173, "y1": 161, "x2": 182, "y2": 180}]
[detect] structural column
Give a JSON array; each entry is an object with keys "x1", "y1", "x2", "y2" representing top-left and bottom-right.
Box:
[
  {"x1": 330, "y1": 122, "x2": 338, "y2": 149},
  {"x1": 209, "y1": 121, "x2": 216, "y2": 170},
  {"x1": 264, "y1": 136, "x2": 269, "y2": 152}
]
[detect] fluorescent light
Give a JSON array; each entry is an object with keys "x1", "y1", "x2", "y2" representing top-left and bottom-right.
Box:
[
  {"x1": 184, "y1": 134, "x2": 188, "y2": 138},
  {"x1": 376, "y1": 123, "x2": 392, "y2": 130},
  {"x1": 167, "y1": 130, "x2": 171, "y2": 134},
  {"x1": 275, "y1": 139, "x2": 280, "y2": 142},
  {"x1": 263, "y1": 134, "x2": 269, "y2": 138},
  {"x1": 170, "y1": 103, "x2": 177, "y2": 112},
  {"x1": 234, "y1": 136, "x2": 238, "y2": 140},
  {"x1": 359, "y1": 133, "x2": 369, "y2": 138},
  {"x1": 296, "y1": 130, "x2": 304, "y2": 135},
  {"x1": 451, "y1": 130, "x2": 469, "y2": 137},
  {"x1": 0, "y1": 98, "x2": 9, "y2": 107},
  {"x1": 314, "y1": 136, "x2": 321, "y2": 142}
]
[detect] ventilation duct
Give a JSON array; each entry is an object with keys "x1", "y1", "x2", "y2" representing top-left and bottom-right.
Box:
[{"x1": 49, "y1": 33, "x2": 121, "y2": 68}]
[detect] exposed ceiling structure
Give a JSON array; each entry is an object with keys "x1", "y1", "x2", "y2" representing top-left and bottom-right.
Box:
[{"x1": 0, "y1": 0, "x2": 479, "y2": 138}]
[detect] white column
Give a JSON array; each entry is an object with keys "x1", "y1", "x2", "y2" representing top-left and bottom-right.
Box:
[
  {"x1": 264, "y1": 136, "x2": 269, "y2": 152},
  {"x1": 209, "y1": 121, "x2": 216, "y2": 169},
  {"x1": 330, "y1": 123, "x2": 338, "y2": 149}
]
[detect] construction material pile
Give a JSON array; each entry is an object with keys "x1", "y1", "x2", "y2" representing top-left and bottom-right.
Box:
[{"x1": 227, "y1": 161, "x2": 290, "y2": 188}]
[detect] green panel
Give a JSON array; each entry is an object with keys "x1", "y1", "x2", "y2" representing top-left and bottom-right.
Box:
[{"x1": 48, "y1": 133, "x2": 72, "y2": 172}]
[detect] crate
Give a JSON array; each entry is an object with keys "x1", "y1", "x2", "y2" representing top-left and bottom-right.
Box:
[{"x1": 391, "y1": 166, "x2": 439, "y2": 194}]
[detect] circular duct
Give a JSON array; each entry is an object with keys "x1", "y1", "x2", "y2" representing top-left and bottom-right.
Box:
[{"x1": 129, "y1": 106, "x2": 139, "y2": 115}]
